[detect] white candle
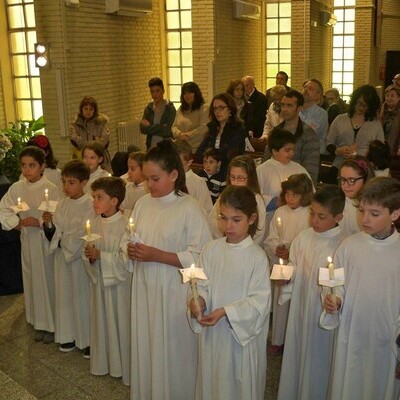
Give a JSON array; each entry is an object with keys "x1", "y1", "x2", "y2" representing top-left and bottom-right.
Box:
[
  {"x1": 85, "y1": 219, "x2": 92, "y2": 238},
  {"x1": 128, "y1": 217, "x2": 135, "y2": 236},
  {"x1": 44, "y1": 188, "x2": 49, "y2": 209},
  {"x1": 17, "y1": 197, "x2": 22, "y2": 209},
  {"x1": 276, "y1": 217, "x2": 284, "y2": 244},
  {"x1": 327, "y1": 256, "x2": 334, "y2": 281}
]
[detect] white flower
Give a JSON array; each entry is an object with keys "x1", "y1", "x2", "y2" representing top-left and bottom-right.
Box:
[{"x1": 0, "y1": 132, "x2": 12, "y2": 162}]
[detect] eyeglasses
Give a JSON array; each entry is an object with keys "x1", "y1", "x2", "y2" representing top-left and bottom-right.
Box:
[
  {"x1": 337, "y1": 176, "x2": 363, "y2": 186},
  {"x1": 229, "y1": 175, "x2": 247, "y2": 182},
  {"x1": 213, "y1": 105, "x2": 228, "y2": 112}
]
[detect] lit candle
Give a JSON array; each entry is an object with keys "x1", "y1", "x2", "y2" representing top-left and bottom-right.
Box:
[
  {"x1": 279, "y1": 257, "x2": 284, "y2": 277},
  {"x1": 327, "y1": 256, "x2": 336, "y2": 306},
  {"x1": 327, "y1": 256, "x2": 334, "y2": 281},
  {"x1": 276, "y1": 216, "x2": 284, "y2": 244},
  {"x1": 128, "y1": 217, "x2": 135, "y2": 236},
  {"x1": 44, "y1": 188, "x2": 49, "y2": 209},
  {"x1": 17, "y1": 197, "x2": 22, "y2": 209},
  {"x1": 108, "y1": 173, "x2": 112, "y2": 177},
  {"x1": 85, "y1": 219, "x2": 92, "y2": 239}
]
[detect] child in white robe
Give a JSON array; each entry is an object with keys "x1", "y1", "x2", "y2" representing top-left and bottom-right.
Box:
[
  {"x1": 176, "y1": 139, "x2": 213, "y2": 215},
  {"x1": 321, "y1": 177, "x2": 400, "y2": 400},
  {"x1": 209, "y1": 154, "x2": 267, "y2": 245},
  {"x1": 264, "y1": 173, "x2": 313, "y2": 356},
  {"x1": 124, "y1": 140, "x2": 212, "y2": 400},
  {"x1": 256, "y1": 128, "x2": 313, "y2": 214},
  {"x1": 337, "y1": 157, "x2": 374, "y2": 236},
  {"x1": 84, "y1": 177, "x2": 131, "y2": 385},
  {"x1": 43, "y1": 160, "x2": 94, "y2": 354},
  {"x1": 120, "y1": 151, "x2": 148, "y2": 214},
  {"x1": 189, "y1": 185, "x2": 271, "y2": 400},
  {"x1": 0, "y1": 146, "x2": 60, "y2": 343},
  {"x1": 277, "y1": 185, "x2": 345, "y2": 400},
  {"x1": 82, "y1": 141, "x2": 109, "y2": 194}
]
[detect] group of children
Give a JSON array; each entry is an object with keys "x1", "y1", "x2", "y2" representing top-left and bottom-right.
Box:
[{"x1": 0, "y1": 130, "x2": 399, "y2": 400}]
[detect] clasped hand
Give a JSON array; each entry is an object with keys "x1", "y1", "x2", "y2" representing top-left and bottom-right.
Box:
[
  {"x1": 127, "y1": 242, "x2": 159, "y2": 262},
  {"x1": 189, "y1": 297, "x2": 226, "y2": 327}
]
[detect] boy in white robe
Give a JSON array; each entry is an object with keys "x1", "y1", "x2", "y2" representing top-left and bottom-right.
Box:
[
  {"x1": 43, "y1": 160, "x2": 94, "y2": 354},
  {"x1": 321, "y1": 177, "x2": 400, "y2": 400},
  {"x1": 176, "y1": 139, "x2": 213, "y2": 215},
  {"x1": 189, "y1": 186, "x2": 271, "y2": 400},
  {"x1": 256, "y1": 128, "x2": 313, "y2": 214},
  {"x1": 277, "y1": 185, "x2": 346, "y2": 400},
  {"x1": 0, "y1": 146, "x2": 60, "y2": 343},
  {"x1": 83, "y1": 177, "x2": 131, "y2": 385}
]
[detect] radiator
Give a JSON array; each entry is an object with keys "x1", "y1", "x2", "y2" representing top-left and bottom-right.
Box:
[{"x1": 117, "y1": 119, "x2": 145, "y2": 151}]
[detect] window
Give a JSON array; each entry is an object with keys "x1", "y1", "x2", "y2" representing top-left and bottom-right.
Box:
[
  {"x1": 165, "y1": 0, "x2": 193, "y2": 104},
  {"x1": 6, "y1": 0, "x2": 43, "y2": 121},
  {"x1": 332, "y1": 0, "x2": 355, "y2": 102},
  {"x1": 265, "y1": 2, "x2": 291, "y2": 89}
]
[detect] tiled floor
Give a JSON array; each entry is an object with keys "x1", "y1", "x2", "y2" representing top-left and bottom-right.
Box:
[{"x1": 0, "y1": 294, "x2": 281, "y2": 400}]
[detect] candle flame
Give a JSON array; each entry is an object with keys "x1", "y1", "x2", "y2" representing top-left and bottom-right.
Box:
[
  {"x1": 190, "y1": 263, "x2": 195, "y2": 269},
  {"x1": 327, "y1": 256, "x2": 332, "y2": 263},
  {"x1": 279, "y1": 258, "x2": 283, "y2": 265},
  {"x1": 45, "y1": 188, "x2": 48, "y2": 195},
  {"x1": 86, "y1": 219, "x2": 90, "y2": 226},
  {"x1": 17, "y1": 197, "x2": 21, "y2": 203},
  {"x1": 129, "y1": 217, "x2": 134, "y2": 224},
  {"x1": 277, "y1": 217, "x2": 282, "y2": 223}
]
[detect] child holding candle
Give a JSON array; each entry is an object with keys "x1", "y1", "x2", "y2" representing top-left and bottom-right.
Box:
[
  {"x1": 264, "y1": 173, "x2": 313, "y2": 356},
  {"x1": 42, "y1": 160, "x2": 94, "y2": 356},
  {"x1": 0, "y1": 146, "x2": 60, "y2": 343},
  {"x1": 175, "y1": 139, "x2": 213, "y2": 215},
  {"x1": 120, "y1": 151, "x2": 148, "y2": 214},
  {"x1": 189, "y1": 185, "x2": 271, "y2": 400},
  {"x1": 277, "y1": 185, "x2": 345, "y2": 400},
  {"x1": 22, "y1": 134, "x2": 63, "y2": 191},
  {"x1": 123, "y1": 139, "x2": 211, "y2": 400},
  {"x1": 82, "y1": 141, "x2": 109, "y2": 194},
  {"x1": 256, "y1": 128, "x2": 313, "y2": 214},
  {"x1": 209, "y1": 154, "x2": 267, "y2": 245},
  {"x1": 83, "y1": 177, "x2": 131, "y2": 385},
  {"x1": 321, "y1": 177, "x2": 400, "y2": 400},
  {"x1": 337, "y1": 156, "x2": 374, "y2": 236}
]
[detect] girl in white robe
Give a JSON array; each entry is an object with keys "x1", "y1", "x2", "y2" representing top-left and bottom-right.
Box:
[
  {"x1": 321, "y1": 177, "x2": 400, "y2": 400},
  {"x1": 0, "y1": 146, "x2": 60, "y2": 339},
  {"x1": 43, "y1": 161, "x2": 94, "y2": 352},
  {"x1": 209, "y1": 155, "x2": 266, "y2": 246},
  {"x1": 264, "y1": 173, "x2": 313, "y2": 355},
  {"x1": 277, "y1": 185, "x2": 346, "y2": 400},
  {"x1": 189, "y1": 185, "x2": 271, "y2": 400},
  {"x1": 83, "y1": 177, "x2": 132, "y2": 385},
  {"x1": 124, "y1": 140, "x2": 212, "y2": 400},
  {"x1": 120, "y1": 151, "x2": 148, "y2": 214},
  {"x1": 82, "y1": 142, "x2": 109, "y2": 194},
  {"x1": 337, "y1": 157, "x2": 374, "y2": 236}
]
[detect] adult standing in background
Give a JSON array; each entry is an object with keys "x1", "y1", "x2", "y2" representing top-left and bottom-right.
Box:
[
  {"x1": 326, "y1": 84, "x2": 384, "y2": 178},
  {"x1": 242, "y1": 75, "x2": 268, "y2": 138},
  {"x1": 196, "y1": 93, "x2": 246, "y2": 175},
  {"x1": 325, "y1": 88, "x2": 349, "y2": 125},
  {"x1": 70, "y1": 96, "x2": 112, "y2": 172},
  {"x1": 392, "y1": 73, "x2": 400, "y2": 89},
  {"x1": 300, "y1": 79, "x2": 329, "y2": 154},
  {"x1": 171, "y1": 81, "x2": 209, "y2": 153},
  {"x1": 140, "y1": 77, "x2": 176, "y2": 150},
  {"x1": 226, "y1": 79, "x2": 249, "y2": 130},
  {"x1": 378, "y1": 85, "x2": 400, "y2": 156},
  {"x1": 266, "y1": 71, "x2": 291, "y2": 108}
]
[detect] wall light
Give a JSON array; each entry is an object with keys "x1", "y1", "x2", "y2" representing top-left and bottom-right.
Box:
[{"x1": 35, "y1": 43, "x2": 50, "y2": 68}]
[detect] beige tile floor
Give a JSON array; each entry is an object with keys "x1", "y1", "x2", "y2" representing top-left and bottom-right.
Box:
[{"x1": 0, "y1": 294, "x2": 281, "y2": 400}]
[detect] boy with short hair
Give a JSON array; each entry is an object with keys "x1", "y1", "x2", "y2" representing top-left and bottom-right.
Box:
[
  {"x1": 197, "y1": 147, "x2": 226, "y2": 204},
  {"x1": 256, "y1": 128, "x2": 313, "y2": 213},
  {"x1": 43, "y1": 160, "x2": 94, "y2": 355},
  {"x1": 175, "y1": 139, "x2": 213, "y2": 215},
  {"x1": 321, "y1": 177, "x2": 400, "y2": 400},
  {"x1": 277, "y1": 185, "x2": 345, "y2": 400},
  {"x1": 83, "y1": 177, "x2": 131, "y2": 385}
]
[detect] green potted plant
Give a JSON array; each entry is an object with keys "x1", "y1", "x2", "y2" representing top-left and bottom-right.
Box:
[{"x1": 0, "y1": 116, "x2": 45, "y2": 183}]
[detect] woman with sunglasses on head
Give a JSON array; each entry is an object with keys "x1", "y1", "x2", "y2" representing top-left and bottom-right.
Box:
[
  {"x1": 337, "y1": 156, "x2": 374, "y2": 237},
  {"x1": 326, "y1": 85, "x2": 384, "y2": 183},
  {"x1": 196, "y1": 93, "x2": 246, "y2": 175}
]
